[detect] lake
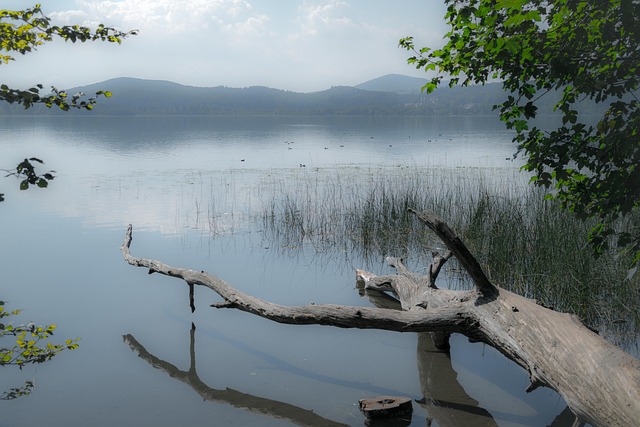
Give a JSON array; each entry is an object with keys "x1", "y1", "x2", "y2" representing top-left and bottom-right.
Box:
[{"x1": 1, "y1": 115, "x2": 575, "y2": 426}]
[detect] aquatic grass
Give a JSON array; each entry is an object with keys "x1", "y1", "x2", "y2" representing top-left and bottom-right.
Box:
[
  {"x1": 259, "y1": 166, "x2": 639, "y2": 337},
  {"x1": 188, "y1": 164, "x2": 638, "y2": 340}
]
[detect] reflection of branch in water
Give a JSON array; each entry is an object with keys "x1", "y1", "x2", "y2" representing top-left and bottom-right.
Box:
[
  {"x1": 416, "y1": 333, "x2": 497, "y2": 427},
  {"x1": 365, "y1": 286, "x2": 511, "y2": 425},
  {"x1": 123, "y1": 324, "x2": 349, "y2": 427},
  {"x1": 360, "y1": 287, "x2": 575, "y2": 427},
  {"x1": 360, "y1": 285, "x2": 496, "y2": 426},
  {"x1": 162, "y1": 307, "x2": 410, "y2": 397}
]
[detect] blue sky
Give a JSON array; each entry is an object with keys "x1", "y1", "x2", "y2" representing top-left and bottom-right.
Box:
[{"x1": 5, "y1": 1, "x2": 449, "y2": 92}]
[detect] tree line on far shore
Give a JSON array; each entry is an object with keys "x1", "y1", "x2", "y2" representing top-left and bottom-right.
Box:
[{"x1": 0, "y1": 75, "x2": 610, "y2": 117}]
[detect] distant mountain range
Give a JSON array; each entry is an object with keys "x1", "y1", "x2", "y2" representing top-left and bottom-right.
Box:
[
  {"x1": 0, "y1": 74, "x2": 600, "y2": 116},
  {"x1": 354, "y1": 74, "x2": 430, "y2": 93}
]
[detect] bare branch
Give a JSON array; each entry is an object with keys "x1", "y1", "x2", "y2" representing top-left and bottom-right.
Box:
[
  {"x1": 427, "y1": 251, "x2": 453, "y2": 288},
  {"x1": 121, "y1": 225, "x2": 473, "y2": 333},
  {"x1": 409, "y1": 209, "x2": 495, "y2": 295}
]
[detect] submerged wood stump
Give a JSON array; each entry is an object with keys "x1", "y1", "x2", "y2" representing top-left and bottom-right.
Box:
[{"x1": 358, "y1": 396, "x2": 413, "y2": 420}]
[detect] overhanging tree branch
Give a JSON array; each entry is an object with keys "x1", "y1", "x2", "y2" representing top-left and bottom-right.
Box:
[
  {"x1": 0, "y1": 4, "x2": 137, "y2": 111},
  {"x1": 400, "y1": 0, "x2": 640, "y2": 267}
]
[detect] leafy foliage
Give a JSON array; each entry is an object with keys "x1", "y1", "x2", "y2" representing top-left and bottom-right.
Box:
[
  {"x1": 0, "y1": 4, "x2": 132, "y2": 398},
  {"x1": 0, "y1": 4, "x2": 136, "y2": 201},
  {"x1": 1, "y1": 381, "x2": 35, "y2": 400},
  {"x1": 400, "y1": 0, "x2": 640, "y2": 265},
  {"x1": 0, "y1": 301, "x2": 80, "y2": 399},
  {"x1": 1, "y1": 157, "x2": 55, "y2": 195},
  {"x1": 0, "y1": 3, "x2": 136, "y2": 111}
]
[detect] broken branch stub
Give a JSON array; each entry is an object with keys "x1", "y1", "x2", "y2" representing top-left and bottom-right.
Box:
[{"x1": 408, "y1": 208, "x2": 495, "y2": 295}]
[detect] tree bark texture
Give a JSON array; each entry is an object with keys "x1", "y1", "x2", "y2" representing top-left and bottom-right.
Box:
[{"x1": 121, "y1": 210, "x2": 640, "y2": 426}]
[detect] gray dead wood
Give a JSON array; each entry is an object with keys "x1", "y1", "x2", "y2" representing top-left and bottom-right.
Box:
[{"x1": 121, "y1": 210, "x2": 640, "y2": 427}]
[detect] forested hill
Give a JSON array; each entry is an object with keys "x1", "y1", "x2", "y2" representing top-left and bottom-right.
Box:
[{"x1": 0, "y1": 75, "x2": 599, "y2": 116}]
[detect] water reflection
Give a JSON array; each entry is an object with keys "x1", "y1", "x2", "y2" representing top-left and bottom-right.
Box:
[
  {"x1": 125, "y1": 296, "x2": 578, "y2": 426},
  {"x1": 124, "y1": 324, "x2": 349, "y2": 427},
  {"x1": 360, "y1": 287, "x2": 496, "y2": 425},
  {"x1": 360, "y1": 286, "x2": 578, "y2": 427},
  {"x1": 1, "y1": 115, "x2": 522, "y2": 236},
  {"x1": 1, "y1": 115, "x2": 595, "y2": 426}
]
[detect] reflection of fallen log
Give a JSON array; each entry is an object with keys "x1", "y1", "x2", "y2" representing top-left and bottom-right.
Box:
[
  {"x1": 364, "y1": 286, "x2": 570, "y2": 426},
  {"x1": 122, "y1": 209, "x2": 640, "y2": 426},
  {"x1": 415, "y1": 333, "x2": 496, "y2": 426},
  {"x1": 123, "y1": 324, "x2": 348, "y2": 427},
  {"x1": 359, "y1": 284, "x2": 499, "y2": 425}
]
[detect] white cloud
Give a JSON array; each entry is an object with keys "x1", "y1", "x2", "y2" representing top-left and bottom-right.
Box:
[
  {"x1": 295, "y1": 0, "x2": 354, "y2": 37},
  {"x1": 3, "y1": 1, "x2": 450, "y2": 92},
  {"x1": 223, "y1": 14, "x2": 271, "y2": 40},
  {"x1": 49, "y1": 9, "x2": 88, "y2": 24},
  {"x1": 70, "y1": 0, "x2": 259, "y2": 33}
]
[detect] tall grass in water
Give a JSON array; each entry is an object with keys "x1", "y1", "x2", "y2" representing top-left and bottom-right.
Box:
[{"x1": 261, "y1": 166, "x2": 639, "y2": 341}]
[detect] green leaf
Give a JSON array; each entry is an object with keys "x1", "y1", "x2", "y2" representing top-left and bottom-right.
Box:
[
  {"x1": 423, "y1": 82, "x2": 438, "y2": 93},
  {"x1": 389, "y1": 0, "x2": 635, "y2": 266}
]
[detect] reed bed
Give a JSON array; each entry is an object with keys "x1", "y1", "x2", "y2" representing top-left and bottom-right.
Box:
[{"x1": 260, "y1": 166, "x2": 639, "y2": 338}]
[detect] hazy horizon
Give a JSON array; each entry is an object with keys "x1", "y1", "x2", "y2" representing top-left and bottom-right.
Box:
[
  {"x1": 65, "y1": 72, "x2": 430, "y2": 93},
  {"x1": 4, "y1": 1, "x2": 448, "y2": 93}
]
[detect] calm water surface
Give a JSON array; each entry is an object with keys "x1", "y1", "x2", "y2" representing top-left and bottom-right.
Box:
[{"x1": 1, "y1": 116, "x2": 572, "y2": 426}]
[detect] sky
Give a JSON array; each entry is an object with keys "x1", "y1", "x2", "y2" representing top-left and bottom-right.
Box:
[{"x1": 4, "y1": 1, "x2": 449, "y2": 93}]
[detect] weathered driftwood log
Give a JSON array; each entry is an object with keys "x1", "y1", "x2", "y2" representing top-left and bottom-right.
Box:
[{"x1": 121, "y1": 210, "x2": 640, "y2": 427}]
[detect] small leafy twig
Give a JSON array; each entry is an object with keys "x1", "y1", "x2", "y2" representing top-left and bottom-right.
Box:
[
  {"x1": 0, "y1": 301, "x2": 80, "y2": 398},
  {"x1": 2, "y1": 157, "x2": 55, "y2": 191}
]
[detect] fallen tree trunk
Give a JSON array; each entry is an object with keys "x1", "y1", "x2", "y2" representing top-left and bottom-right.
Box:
[{"x1": 121, "y1": 210, "x2": 640, "y2": 426}]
